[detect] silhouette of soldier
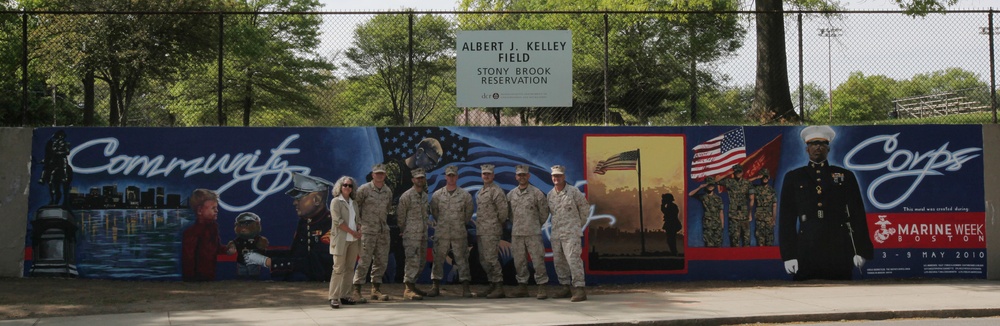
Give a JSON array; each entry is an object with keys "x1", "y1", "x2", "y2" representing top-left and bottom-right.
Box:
[{"x1": 39, "y1": 130, "x2": 73, "y2": 207}]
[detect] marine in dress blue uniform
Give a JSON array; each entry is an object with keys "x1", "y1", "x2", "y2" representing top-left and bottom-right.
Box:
[{"x1": 779, "y1": 126, "x2": 874, "y2": 281}]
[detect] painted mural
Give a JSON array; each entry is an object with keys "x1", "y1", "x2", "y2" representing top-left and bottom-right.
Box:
[{"x1": 23, "y1": 125, "x2": 986, "y2": 283}]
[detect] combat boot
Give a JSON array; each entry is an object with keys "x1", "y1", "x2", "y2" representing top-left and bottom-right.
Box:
[
  {"x1": 487, "y1": 282, "x2": 506, "y2": 299},
  {"x1": 403, "y1": 283, "x2": 423, "y2": 300},
  {"x1": 552, "y1": 285, "x2": 572, "y2": 299},
  {"x1": 371, "y1": 283, "x2": 389, "y2": 301},
  {"x1": 352, "y1": 284, "x2": 369, "y2": 304},
  {"x1": 427, "y1": 280, "x2": 441, "y2": 297},
  {"x1": 480, "y1": 282, "x2": 496, "y2": 298},
  {"x1": 570, "y1": 286, "x2": 587, "y2": 302},
  {"x1": 510, "y1": 283, "x2": 529, "y2": 298},
  {"x1": 536, "y1": 284, "x2": 548, "y2": 300},
  {"x1": 461, "y1": 281, "x2": 473, "y2": 298},
  {"x1": 412, "y1": 285, "x2": 427, "y2": 297}
]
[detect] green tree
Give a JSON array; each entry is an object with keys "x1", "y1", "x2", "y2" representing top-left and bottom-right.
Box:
[
  {"x1": 791, "y1": 82, "x2": 827, "y2": 122},
  {"x1": 697, "y1": 83, "x2": 755, "y2": 124},
  {"x1": 168, "y1": 0, "x2": 333, "y2": 126},
  {"x1": 752, "y1": 0, "x2": 956, "y2": 123},
  {"x1": 1, "y1": 1, "x2": 89, "y2": 126},
  {"x1": 343, "y1": 12, "x2": 456, "y2": 126},
  {"x1": 829, "y1": 72, "x2": 899, "y2": 123},
  {"x1": 31, "y1": 0, "x2": 220, "y2": 126},
  {"x1": 0, "y1": 7, "x2": 23, "y2": 125},
  {"x1": 459, "y1": 0, "x2": 745, "y2": 125},
  {"x1": 899, "y1": 67, "x2": 988, "y2": 102}
]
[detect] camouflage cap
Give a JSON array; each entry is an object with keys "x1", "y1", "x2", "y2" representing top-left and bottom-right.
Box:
[
  {"x1": 236, "y1": 212, "x2": 261, "y2": 224},
  {"x1": 515, "y1": 164, "x2": 530, "y2": 175},
  {"x1": 285, "y1": 172, "x2": 333, "y2": 199},
  {"x1": 371, "y1": 163, "x2": 387, "y2": 173},
  {"x1": 411, "y1": 168, "x2": 426, "y2": 179},
  {"x1": 704, "y1": 176, "x2": 717, "y2": 185},
  {"x1": 759, "y1": 168, "x2": 770, "y2": 177},
  {"x1": 550, "y1": 165, "x2": 566, "y2": 175},
  {"x1": 445, "y1": 165, "x2": 459, "y2": 176},
  {"x1": 480, "y1": 164, "x2": 495, "y2": 174},
  {"x1": 732, "y1": 164, "x2": 743, "y2": 172}
]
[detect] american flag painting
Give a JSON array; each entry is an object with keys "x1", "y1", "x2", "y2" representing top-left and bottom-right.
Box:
[
  {"x1": 593, "y1": 149, "x2": 639, "y2": 175},
  {"x1": 374, "y1": 127, "x2": 551, "y2": 195},
  {"x1": 690, "y1": 128, "x2": 747, "y2": 180}
]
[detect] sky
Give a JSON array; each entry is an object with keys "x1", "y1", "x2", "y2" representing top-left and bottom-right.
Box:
[{"x1": 315, "y1": 0, "x2": 997, "y2": 98}]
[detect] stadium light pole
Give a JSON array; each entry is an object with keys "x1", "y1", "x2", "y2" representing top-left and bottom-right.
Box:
[
  {"x1": 819, "y1": 28, "x2": 842, "y2": 122},
  {"x1": 980, "y1": 23, "x2": 997, "y2": 124}
]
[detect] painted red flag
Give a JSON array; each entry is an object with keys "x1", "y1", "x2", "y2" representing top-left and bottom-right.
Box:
[{"x1": 740, "y1": 134, "x2": 782, "y2": 179}]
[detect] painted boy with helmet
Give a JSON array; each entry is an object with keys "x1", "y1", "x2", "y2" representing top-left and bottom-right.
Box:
[{"x1": 227, "y1": 212, "x2": 269, "y2": 278}]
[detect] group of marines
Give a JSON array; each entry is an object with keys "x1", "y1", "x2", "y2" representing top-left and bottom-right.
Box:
[{"x1": 352, "y1": 163, "x2": 590, "y2": 305}]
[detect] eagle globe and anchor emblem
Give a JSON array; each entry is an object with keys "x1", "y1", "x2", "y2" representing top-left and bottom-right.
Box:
[{"x1": 873, "y1": 215, "x2": 896, "y2": 244}]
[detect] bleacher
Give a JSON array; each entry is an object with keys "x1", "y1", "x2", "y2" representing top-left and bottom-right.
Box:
[{"x1": 891, "y1": 91, "x2": 990, "y2": 119}]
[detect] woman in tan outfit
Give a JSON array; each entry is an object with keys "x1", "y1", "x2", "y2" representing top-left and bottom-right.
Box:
[{"x1": 328, "y1": 176, "x2": 362, "y2": 309}]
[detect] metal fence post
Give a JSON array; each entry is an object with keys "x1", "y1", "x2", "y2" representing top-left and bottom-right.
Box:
[
  {"x1": 21, "y1": 12, "x2": 28, "y2": 126},
  {"x1": 603, "y1": 13, "x2": 609, "y2": 126},
  {"x1": 407, "y1": 12, "x2": 414, "y2": 126},
  {"x1": 990, "y1": 9, "x2": 997, "y2": 124},
  {"x1": 218, "y1": 13, "x2": 225, "y2": 126},
  {"x1": 798, "y1": 12, "x2": 804, "y2": 123}
]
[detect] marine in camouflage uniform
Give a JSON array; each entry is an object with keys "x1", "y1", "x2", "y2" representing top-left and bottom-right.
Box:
[
  {"x1": 397, "y1": 168, "x2": 430, "y2": 300},
  {"x1": 475, "y1": 164, "x2": 510, "y2": 299},
  {"x1": 546, "y1": 165, "x2": 590, "y2": 302},
  {"x1": 752, "y1": 169, "x2": 777, "y2": 246},
  {"x1": 353, "y1": 164, "x2": 393, "y2": 301},
  {"x1": 429, "y1": 165, "x2": 474, "y2": 297},
  {"x1": 719, "y1": 164, "x2": 752, "y2": 247},
  {"x1": 507, "y1": 165, "x2": 551, "y2": 299},
  {"x1": 690, "y1": 176, "x2": 723, "y2": 247}
]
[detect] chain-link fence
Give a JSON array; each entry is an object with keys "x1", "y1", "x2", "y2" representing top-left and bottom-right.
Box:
[{"x1": 0, "y1": 9, "x2": 997, "y2": 127}]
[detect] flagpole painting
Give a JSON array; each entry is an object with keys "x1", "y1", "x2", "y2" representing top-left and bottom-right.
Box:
[
  {"x1": 585, "y1": 135, "x2": 687, "y2": 273},
  {"x1": 594, "y1": 149, "x2": 645, "y2": 253}
]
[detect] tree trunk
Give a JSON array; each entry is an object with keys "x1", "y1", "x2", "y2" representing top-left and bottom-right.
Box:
[
  {"x1": 108, "y1": 80, "x2": 120, "y2": 126},
  {"x1": 122, "y1": 77, "x2": 137, "y2": 127},
  {"x1": 242, "y1": 71, "x2": 253, "y2": 126},
  {"x1": 753, "y1": 0, "x2": 799, "y2": 123},
  {"x1": 83, "y1": 68, "x2": 94, "y2": 126},
  {"x1": 491, "y1": 108, "x2": 501, "y2": 126}
]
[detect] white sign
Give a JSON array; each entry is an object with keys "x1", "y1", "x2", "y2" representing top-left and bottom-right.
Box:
[{"x1": 456, "y1": 30, "x2": 572, "y2": 108}]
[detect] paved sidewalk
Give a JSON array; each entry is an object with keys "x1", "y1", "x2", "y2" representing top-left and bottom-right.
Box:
[{"x1": 3, "y1": 280, "x2": 1000, "y2": 325}]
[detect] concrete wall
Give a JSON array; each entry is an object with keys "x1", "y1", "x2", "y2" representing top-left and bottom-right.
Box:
[
  {"x1": 0, "y1": 128, "x2": 32, "y2": 277},
  {"x1": 985, "y1": 125, "x2": 1000, "y2": 280}
]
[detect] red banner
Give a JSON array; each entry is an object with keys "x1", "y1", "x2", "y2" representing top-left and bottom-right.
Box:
[{"x1": 868, "y1": 212, "x2": 985, "y2": 249}]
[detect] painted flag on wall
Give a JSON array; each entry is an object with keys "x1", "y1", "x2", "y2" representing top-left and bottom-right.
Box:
[
  {"x1": 593, "y1": 149, "x2": 639, "y2": 175},
  {"x1": 740, "y1": 134, "x2": 782, "y2": 180},
  {"x1": 690, "y1": 128, "x2": 747, "y2": 180},
  {"x1": 374, "y1": 127, "x2": 551, "y2": 195}
]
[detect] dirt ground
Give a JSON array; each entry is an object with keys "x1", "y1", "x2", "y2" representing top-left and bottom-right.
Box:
[{"x1": 0, "y1": 277, "x2": 950, "y2": 320}]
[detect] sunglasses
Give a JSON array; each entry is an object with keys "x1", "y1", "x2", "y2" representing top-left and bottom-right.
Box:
[
  {"x1": 342, "y1": 184, "x2": 354, "y2": 188},
  {"x1": 807, "y1": 140, "x2": 830, "y2": 147}
]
